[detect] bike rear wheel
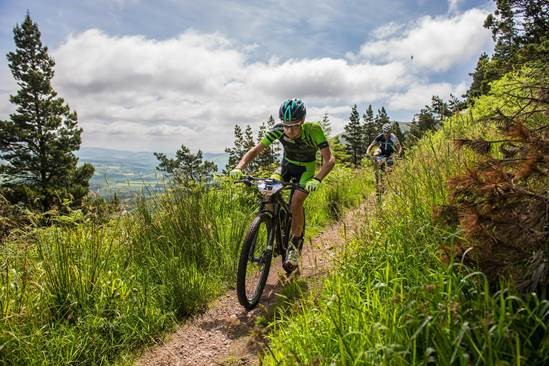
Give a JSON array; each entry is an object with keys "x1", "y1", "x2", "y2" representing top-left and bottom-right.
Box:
[
  {"x1": 281, "y1": 206, "x2": 306, "y2": 274},
  {"x1": 236, "y1": 212, "x2": 274, "y2": 310}
]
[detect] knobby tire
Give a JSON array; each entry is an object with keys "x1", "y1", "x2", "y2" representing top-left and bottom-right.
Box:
[{"x1": 236, "y1": 212, "x2": 274, "y2": 310}]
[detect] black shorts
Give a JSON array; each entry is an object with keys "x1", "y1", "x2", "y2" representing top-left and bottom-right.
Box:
[{"x1": 271, "y1": 159, "x2": 315, "y2": 193}]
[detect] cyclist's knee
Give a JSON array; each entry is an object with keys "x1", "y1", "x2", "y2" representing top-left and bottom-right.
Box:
[{"x1": 291, "y1": 191, "x2": 307, "y2": 210}]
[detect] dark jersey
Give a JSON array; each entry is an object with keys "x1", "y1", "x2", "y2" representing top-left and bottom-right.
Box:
[
  {"x1": 261, "y1": 122, "x2": 329, "y2": 164},
  {"x1": 374, "y1": 133, "x2": 400, "y2": 156}
]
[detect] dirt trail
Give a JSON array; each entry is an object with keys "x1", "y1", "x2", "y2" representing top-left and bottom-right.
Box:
[{"x1": 136, "y1": 200, "x2": 370, "y2": 366}]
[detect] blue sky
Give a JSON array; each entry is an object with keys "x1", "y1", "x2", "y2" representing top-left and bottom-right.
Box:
[{"x1": 0, "y1": 0, "x2": 495, "y2": 153}]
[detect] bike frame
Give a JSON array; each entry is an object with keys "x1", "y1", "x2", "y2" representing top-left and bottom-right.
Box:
[{"x1": 250, "y1": 178, "x2": 298, "y2": 257}]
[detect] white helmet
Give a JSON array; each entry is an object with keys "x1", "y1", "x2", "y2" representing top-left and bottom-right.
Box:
[{"x1": 382, "y1": 123, "x2": 392, "y2": 133}]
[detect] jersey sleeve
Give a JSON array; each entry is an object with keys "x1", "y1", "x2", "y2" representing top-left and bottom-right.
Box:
[
  {"x1": 310, "y1": 122, "x2": 329, "y2": 149},
  {"x1": 260, "y1": 123, "x2": 284, "y2": 146}
]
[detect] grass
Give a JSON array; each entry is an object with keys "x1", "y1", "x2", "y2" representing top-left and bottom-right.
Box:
[
  {"x1": 0, "y1": 165, "x2": 368, "y2": 365},
  {"x1": 262, "y1": 74, "x2": 549, "y2": 365}
]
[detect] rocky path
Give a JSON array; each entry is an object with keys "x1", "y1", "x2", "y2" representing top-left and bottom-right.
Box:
[{"x1": 136, "y1": 200, "x2": 370, "y2": 366}]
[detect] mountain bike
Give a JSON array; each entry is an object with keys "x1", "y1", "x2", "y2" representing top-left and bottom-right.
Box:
[
  {"x1": 371, "y1": 155, "x2": 393, "y2": 206},
  {"x1": 235, "y1": 176, "x2": 305, "y2": 310}
]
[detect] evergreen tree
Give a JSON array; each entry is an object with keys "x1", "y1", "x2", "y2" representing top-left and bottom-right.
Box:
[
  {"x1": 406, "y1": 106, "x2": 437, "y2": 146},
  {"x1": 256, "y1": 117, "x2": 277, "y2": 171},
  {"x1": 243, "y1": 125, "x2": 255, "y2": 151},
  {"x1": 330, "y1": 135, "x2": 350, "y2": 165},
  {"x1": 343, "y1": 104, "x2": 364, "y2": 168},
  {"x1": 362, "y1": 104, "x2": 377, "y2": 146},
  {"x1": 430, "y1": 96, "x2": 451, "y2": 123},
  {"x1": 320, "y1": 113, "x2": 332, "y2": 137},
  {"x1": 0, "y1": 13, "x2": 94, "y2": 211},
  {"x1": 224, "y1": 124, "x2": 245, "y2": 172},
  {"x1": 155, "y1": 145, "x2": 217, "y2": 185},
  {"x1": 374, "y1": 106, "x2": 390, "y2": 133},
  {"x1": 465, "y1": 53, "x2": 500, "y2": 102},
  {"x1": 484, "y1": 0, "x2": 519, "y2": 73},
  {"x1": 242, "y1": 125, "x2": 259, "y2": 172},
  {"x1": 448, "y1": 94, "x2": 467, "y2": 114},
  {"x1": 266, "y1": 115, "x2": 281, "y2": 160},
  {"x1": 392, "y1": 122, "x2": 405, "y2": 145},
  {"x1": 466, "y1": 0, "x2": 548, "y2": 104}
]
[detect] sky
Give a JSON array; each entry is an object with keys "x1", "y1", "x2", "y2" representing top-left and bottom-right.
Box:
[{"x1": 0, "y1": 0, "x2": 495, "y2": 153}]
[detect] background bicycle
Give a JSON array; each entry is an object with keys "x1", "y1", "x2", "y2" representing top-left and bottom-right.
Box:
[{"x1": 370, "y1": 155, "x2": 394, "y2": 206}]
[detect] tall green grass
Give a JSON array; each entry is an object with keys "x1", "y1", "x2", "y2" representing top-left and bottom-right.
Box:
[
  {"x1": 0, "y1": 166, "x2": 367, "y2": 365},
  {"x1": 263, "y1": 94, "x2": 548, "y2": 364}
]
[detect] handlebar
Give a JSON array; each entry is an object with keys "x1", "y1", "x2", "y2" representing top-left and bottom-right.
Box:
[{"x1": 236, "y1": 176, "x2": 301, "y2": 190}]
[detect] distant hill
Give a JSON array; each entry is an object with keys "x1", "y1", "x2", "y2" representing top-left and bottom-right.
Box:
[
  {"x1": 78, "y1": 147, "x2": 229, "y2": 172},
  {"x1": 77, "y1": 147, "x2": 229, "y2": 198}
]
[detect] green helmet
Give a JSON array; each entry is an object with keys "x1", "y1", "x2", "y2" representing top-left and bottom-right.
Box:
[{"x1": 279, "y1": 98, "x2": 306, "y2": 124}]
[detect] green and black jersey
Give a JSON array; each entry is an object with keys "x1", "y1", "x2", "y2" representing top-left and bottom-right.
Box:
[{"x1": 260, "y1": 122, "x2": 329, "y2": 165}]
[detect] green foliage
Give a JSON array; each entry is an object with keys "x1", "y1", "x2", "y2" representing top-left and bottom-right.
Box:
[
  {"x1": 320, "y1": 113, "x2": 332, "y2": 137},
  {"x1": 374, "y1": 106, "x2": 390, "y2": 132},
  {"x1": 256, "y1": 116, "x2": 279, "y2": 171},
  {"x1": 154, "y1": 144, "x2": 217, "y2": 185},
  {"x1": 225, "y1": 124, "x2": 246, "y2": 172},
  {"x1": 362, "y1": 104, "x2": 377, "y2": 146},
  {"x1": 343, "y1": 104, "x2": 364, "y2": 168},
  {"x1": 466, "y1": 53, "x2": 501, "y2": 101},
  {"x1": 225, "y1": 119, "x2": 280, "y2": 174},
  {"x1": 263, "y1": 66, "x2": 549, "y2": 365},
  {"x1": 329, "y1": 135, "x2": 351, "y2": 166},
  {"x1": 466, "y1": 0, "x2": 548, "y2": 102},
  {"x1": 406, "y1": 96, "x2": 454, "y2": 147},
  {"x1": 0, "y1": 14, "x2": 93, "y2": 212},
  {"x1": 0, "y1": 165, "x2": 365, "y2": 365}
]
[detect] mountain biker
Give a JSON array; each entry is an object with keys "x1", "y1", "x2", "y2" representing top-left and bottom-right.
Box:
[
  {"x1": 229, "y1": 98, "x2": 336, "y2": 273},
  {"x1": 366, "y1": 123, "x2": 402, "y2": 168}
]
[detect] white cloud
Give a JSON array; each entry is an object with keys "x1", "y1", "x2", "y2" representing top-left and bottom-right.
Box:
[
  {"x1": 388, "y1": 81, "x2": 467, "y2": 111},
  {"x1": 359, "y1": 8, "x2": 492, "y2": 72},
  {"x1": 371, "y1": 22, "x2": 405, "y2": 40},
  {"x1": 0, "y1": 8, "x2": 493, "y2": 153},
  {"x1": 448, "y1": 0, "x2": 464, "y2": 14}
]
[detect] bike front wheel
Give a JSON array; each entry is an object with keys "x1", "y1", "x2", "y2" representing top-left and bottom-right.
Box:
[{"x1": 236, "y1": 212, "x2": 274, "y2": 310}]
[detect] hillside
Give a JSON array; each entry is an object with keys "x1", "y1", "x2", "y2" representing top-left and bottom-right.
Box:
[
  {"x1": 77, "y1": 147, "x2": 229, "y2": 198},
  {"x1": 262, "y1": 67, "x2": 548, "y2": 365}
]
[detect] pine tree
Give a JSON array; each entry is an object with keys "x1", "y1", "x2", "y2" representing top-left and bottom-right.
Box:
[
  {"x1": 343, "y1": 104, "x2": 364, "y2": 168},
  {"x1": 330, "y1": 136, "x2": 351, "y2": 165},
  {"x1": 224, "y1": 125, "x2": 245, "y2": 172},
  {"x1": 484, "y1": 0, "x2": 519, "y2": 73},
  {"x1": 374, "y1": 106, "x2": 390, "y2": 133},
  {"x1": 256, "y1": 117, "x2": 277, "y2": 171},
  {"x1": 448, "y1": 94, "x2": 467, "y2": 114},
  {"x1": 155, "y1": 145, "x2": 217, "y2": 185},
  {"x1": 362, "y1": 104, "x2": 377, "y2": 147},
  {"x1": 406, "y1": 106, "x2": 437, "y2": 146},
  {"x1": 242, "y1": 125, "x2": 258, "y2": 172},
  {"x1": 481, "y1": 0, "x2": 548, "y2": 76},
  {"x1": 465, "y1": 53, "x2": 499, "y2": 102},
  {"x1": 392, "y1": 122, "x2": 405, "y2": 145},
  {"x1": 266, "y1": 115, "x2": 281, "y2": 160},
  {"x1": 0, "y1": 13, "x2": 94, "y2": 211},
  {"x1": 430, "y1": 96, "x2": 451, "y2": 123},
  {"x1": 320, "y1": 113, "x2": 332, "y2": 137}
]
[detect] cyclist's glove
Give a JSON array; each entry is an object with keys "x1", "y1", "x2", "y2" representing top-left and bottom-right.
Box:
[
  {"x1": 305, "y1": 178, "x2": 321, "y2": 192},
  {"x1": 229, "y1": 168, "x2": 244, "y2": 180}
]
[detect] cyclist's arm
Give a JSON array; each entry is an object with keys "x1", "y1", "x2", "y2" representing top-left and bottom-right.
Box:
[
  {"x1": 396, "y1": 142, "x2": 403, "y2": 156},
  {"x1": 366, "y1": 141, "x2": 377, "y2": 156},
  {"x1": 315, "y1": 147, "x2": 335, "y2": 181},
  {"x1": 235, "y1": 143, "x2": 266, "y2": 170}
]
